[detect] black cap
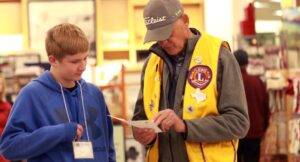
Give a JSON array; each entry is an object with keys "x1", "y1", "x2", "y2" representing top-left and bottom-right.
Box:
[{"x1": 234, "y1": 49, "x2": 248, "y2": 66}]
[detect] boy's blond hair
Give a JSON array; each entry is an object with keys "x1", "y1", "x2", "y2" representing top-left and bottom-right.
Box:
[{"x1": 45, "y1": 23, "x2": 89, "y2": 60}]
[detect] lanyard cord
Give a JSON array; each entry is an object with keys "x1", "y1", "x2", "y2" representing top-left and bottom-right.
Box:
[
  {"x1": 59, "y1": 82, "x2": 90, "y2": 141},
  {"x1": 77, "y1": 81, "x2": 90, "y2": 141},
  {"x1": 60, "y1": 84, "x2": 71, "y2": 123}
]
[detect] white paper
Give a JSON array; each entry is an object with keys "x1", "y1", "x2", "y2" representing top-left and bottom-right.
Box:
[{"x1": 108, "y1": 115, "x2": 162, "y2": 133}]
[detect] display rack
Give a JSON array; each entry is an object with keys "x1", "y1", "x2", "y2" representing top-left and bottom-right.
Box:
[
  {"x1": 0, "y1": 53, "x2": 42, "y2": 103},
  {"x1": 99, "y1": 64, "x2": 141, "y2": 138}
]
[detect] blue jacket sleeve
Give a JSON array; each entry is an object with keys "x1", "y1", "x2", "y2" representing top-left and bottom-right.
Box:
[{"x1": 0, "y1": 88, "x2": 77, "y2": 160}]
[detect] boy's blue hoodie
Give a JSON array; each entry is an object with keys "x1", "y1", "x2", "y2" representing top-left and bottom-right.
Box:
[{"x1": 0, "y1": 71, "x2": 115, "y2": 162}]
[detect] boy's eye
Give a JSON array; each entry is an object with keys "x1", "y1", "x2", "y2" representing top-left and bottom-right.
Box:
[{"x1": 71, "y1": 61, "x2": 80, "y2": 64}]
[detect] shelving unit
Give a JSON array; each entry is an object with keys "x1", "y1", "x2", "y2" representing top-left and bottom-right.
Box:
[
  {"x1": 0, "y1": 53, "x2": 42, "y2": 103},
  {"x1": 99, "y1": 64, "x2": 142, "y2": 138},
  {"x1": 2, "y1": 0, "x2": 204, "y2": 65},
  {"x1": 281, "y1": 3, "x2": 300, "y2": 161}
]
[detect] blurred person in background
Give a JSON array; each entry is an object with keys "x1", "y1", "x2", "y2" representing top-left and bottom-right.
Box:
[
  {"x1": 234, "y1": 49, "x2": 270, "y2": 162},
  {"x1": 0, "y1": 74, "x2": 11, "y2": 162}
]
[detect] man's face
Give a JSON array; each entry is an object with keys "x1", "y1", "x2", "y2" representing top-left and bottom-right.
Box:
[
  {"x1": 52, "y1": 52, "x2": 88, "y2": 83},
  {"x1": 158, "y1": 17, "x2": 189, "y2": 55}
]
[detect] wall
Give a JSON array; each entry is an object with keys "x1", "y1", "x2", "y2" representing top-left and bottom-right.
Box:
[
  {"x1": 0, "y1": 2, "x2": 21, "y2": 34},
  {"x1": 204, "y1": 0, "x2": 233, "y2": 47},
  {"x1": 204, "y1": 0, "x2": 252, "y2": 50},
  {"x1": 0, "y1": 2, "x2": 23, "y2": 53}
]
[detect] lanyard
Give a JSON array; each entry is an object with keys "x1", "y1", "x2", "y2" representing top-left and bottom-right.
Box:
[{"x1": 59, "y1": 81, "x2": 90, "y2": 141}]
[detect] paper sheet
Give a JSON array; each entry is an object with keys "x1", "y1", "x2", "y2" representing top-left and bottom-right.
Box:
[{"x1": 108, "y1": 115, "x2": 162, "y2": 133}]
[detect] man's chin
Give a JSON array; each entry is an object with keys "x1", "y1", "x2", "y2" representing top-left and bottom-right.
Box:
[
  {"x1": 167, "y1": 51, "x2": 180, "y2": 55},
  {"x1": 164, "y1": 48, "x2": 180, "y2": 55}
]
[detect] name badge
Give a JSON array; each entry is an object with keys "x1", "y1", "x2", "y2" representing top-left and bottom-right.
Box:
[{"x1": 72, "y1": 141, "x2": 94, "y2": 159}]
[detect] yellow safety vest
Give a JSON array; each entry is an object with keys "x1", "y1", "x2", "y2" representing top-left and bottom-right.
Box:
[{"x1": 143, "y1": 33, "x2": 238, "y2": 162}]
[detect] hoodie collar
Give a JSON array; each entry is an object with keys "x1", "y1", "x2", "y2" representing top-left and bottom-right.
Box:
[{"x1": 34, "y1": 70, "x2": 85, "y2": 93}]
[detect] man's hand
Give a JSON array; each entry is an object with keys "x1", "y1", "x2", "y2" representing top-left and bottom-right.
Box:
[
  {"x1": 132, "y1": 127, "x2": 156, "y2": 145},
  {"x1": 75, "y1": 124, "x2": 84, "y2": 141},
  {"x1": 153, "y1": 109, "x2": 186, "y2": 132}
]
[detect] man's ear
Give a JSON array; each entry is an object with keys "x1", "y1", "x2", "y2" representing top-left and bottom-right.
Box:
[
  {"x1": 181, "y1": 14, "x2": 190, "y2": 37},
  {"x1": 182, "y1": 14, "x2": 189, "y2": 26},
  {"x1": 48, "y1": 55, "x2": 58, "y2": 67}
]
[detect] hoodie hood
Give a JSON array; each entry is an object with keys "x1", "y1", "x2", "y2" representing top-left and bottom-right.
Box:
[{"x1": 34, "y1": 71, "x2": 86, "y2": 92}]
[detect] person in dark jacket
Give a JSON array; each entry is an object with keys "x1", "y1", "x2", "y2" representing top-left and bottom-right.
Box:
[
  {"x1": 0, "y1": 23, "x2": 115, "y2": 162},
  {"x1": 132, "y1": 0, "x2": 250, "y2": 162},
  {"x1": 234, "y1": 49, "x2": 270, "y2": 162}
]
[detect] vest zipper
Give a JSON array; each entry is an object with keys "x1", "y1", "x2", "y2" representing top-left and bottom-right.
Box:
[
  {"x1": 169, "y1": 133, "x2": 173, "y2": 162},
  {"x1": 200, "y1": 143, "x2": 207, "y2": 162},
  {"x1": 231, "y1": 140, "x2": 237, "y2": 162},
  {"x1": 146, "y1": 143, "x2": 154, "y2": 162}
]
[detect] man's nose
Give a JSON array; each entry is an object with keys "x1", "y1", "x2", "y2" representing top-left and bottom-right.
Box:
[{"x1": 159, "y1": 39, "x2": 170, "y2": 47}]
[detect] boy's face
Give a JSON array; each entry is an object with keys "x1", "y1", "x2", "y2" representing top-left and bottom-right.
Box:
[{"x1": 50, "y1": 52, "x2": 89, "y2": 83}]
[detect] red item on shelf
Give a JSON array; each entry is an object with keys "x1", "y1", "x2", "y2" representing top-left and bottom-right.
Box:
[{"x1": 240, "y1": 3, "x2": 256, "y2": 36}]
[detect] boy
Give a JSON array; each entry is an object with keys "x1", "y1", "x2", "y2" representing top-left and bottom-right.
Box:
[{"x1": 0, "y1": 23, "x2": 115, "y2": 162}]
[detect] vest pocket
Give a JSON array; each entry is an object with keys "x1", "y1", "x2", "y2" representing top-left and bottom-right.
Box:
[{"x1": 201, "y1": 141, "x2": 236, "y2": 162}]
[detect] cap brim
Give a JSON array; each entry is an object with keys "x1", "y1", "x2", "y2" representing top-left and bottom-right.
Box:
[{"x1": 143, "y1": 23, "x2": 174, "y2": 44}]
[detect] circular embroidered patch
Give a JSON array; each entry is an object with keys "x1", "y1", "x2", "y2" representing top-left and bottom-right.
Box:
[{"x1": 188, "y1": 65, "x2": 212, "y2": 89}]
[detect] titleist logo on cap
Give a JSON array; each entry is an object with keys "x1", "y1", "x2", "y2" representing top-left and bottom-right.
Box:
[{"x1": 144, "y1": 16, "x2": 167, "y2": 25}]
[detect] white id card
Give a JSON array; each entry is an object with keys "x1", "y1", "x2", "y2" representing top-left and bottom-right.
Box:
[{"x1": 72, "y1": 141, "x2": 94, "y2": 159}]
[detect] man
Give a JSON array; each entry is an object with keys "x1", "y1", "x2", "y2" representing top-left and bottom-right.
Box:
[
  {"x1": 132, "y1": 0, "x2": 250, "y2": 162},
  {"x1": 234, "y1": 49, "x2": 270, "y2": 162},
  {"x1": 0, "y1": 23, "x2": 115, "y2": 162}
]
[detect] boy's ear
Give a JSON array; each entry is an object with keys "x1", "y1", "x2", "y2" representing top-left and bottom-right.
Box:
[{"x1": 48, "y1": 55, "x2": 58, "y2": 66}]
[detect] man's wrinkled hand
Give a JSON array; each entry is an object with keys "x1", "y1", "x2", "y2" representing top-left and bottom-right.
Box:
[
  {"x1": 153, "y1": 109, "x2": 186, "y2": 132},
  {"x1": 132, "y1": 127, "x2": 156, "y2": 145}
]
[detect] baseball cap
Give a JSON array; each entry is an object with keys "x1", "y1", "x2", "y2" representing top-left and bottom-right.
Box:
[{"x1": 143, "y1": 0, "x2": 183, "y2": 43}]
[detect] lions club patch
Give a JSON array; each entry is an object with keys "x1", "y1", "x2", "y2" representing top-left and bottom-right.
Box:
[{"x1": 188, "y1": 65, "x2": 212, "y2": 89}]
